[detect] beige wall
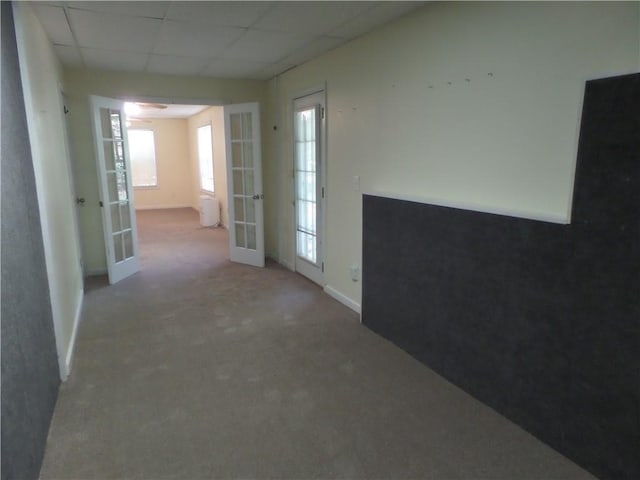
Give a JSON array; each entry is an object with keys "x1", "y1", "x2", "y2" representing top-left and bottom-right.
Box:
[
  {"x1": 13, "y1": 3, "x2": 84, "y2": 379},
  {"x1": 62, "y1": 68, "x2": 266, "y2": 273},
  {"x1": 186, "y1": 106, "x2": 228, "y2": 226},
  {"x1": 131, "y1": 118, "x2": 192, "y2": 210},
  {"x1": 267, "y1": 1, "x2": 640, "y2": 310}
]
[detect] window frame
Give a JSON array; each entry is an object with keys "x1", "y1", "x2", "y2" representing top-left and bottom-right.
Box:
[
  {"x1": 197, "y1": 123, "x2": 214, "y2": 193},
  {"x1": 128, "y1": 128, "x2": 159, "y2": 189}
]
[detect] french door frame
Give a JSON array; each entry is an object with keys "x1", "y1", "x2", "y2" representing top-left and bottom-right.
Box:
[
  {"x1": 224, "y1": 102, "x2": 265, "y2": 267},
  {"x1": 90, "y1": 95, "x2": 140, "y2": 284},
  {"x1": 292, "y1": 87, "x2": 326, "y2": 286}
]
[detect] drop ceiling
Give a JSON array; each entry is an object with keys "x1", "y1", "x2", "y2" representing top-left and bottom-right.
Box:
[{"x1": 32, "y1": 1, "x2": 425, "y2": 80}]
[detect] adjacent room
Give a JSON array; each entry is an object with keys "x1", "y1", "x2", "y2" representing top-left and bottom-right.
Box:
[
  {"x1": 125, "y1": 101, "x2": 229, "y2": 268},
  {"x1": 2, "y1": 2, "x2": 638, "y2": 480}
]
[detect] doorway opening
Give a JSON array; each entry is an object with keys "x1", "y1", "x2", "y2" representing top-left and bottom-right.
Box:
[
  {"x1": 89, "y1": 96, "x2": 264, "y2": 284},
  {"x1": 126, "y1": 101, "x2": 226, "y2": 275}
]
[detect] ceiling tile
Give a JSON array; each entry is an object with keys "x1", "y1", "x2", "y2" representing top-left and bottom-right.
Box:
[
  {"x1": 253, "y1": 1, "x2": 375, "y2": 35},
  {"x1": 146, "y1": 55, "x2": 210, "y2": 76},
  {"x1": 53, "y1": 45, "x2": 84, "y2": 67},
  {"x1": 280, "y1": 36, "x2": 346, "y2": 66},
  {"x1": 200, "y1": 59, "x2": 269, "y2": 79},
  {"x1": 153, "y1": 20, "x2": 245, "y2": 57},
  {"x1": 81, "y1": 48, "x2": 149, "y2": 73},
  {"x1": 220, "y1": 29, "x2": 313, "y2": 63},
  {"x1": 68, "y1": 8, "x2": 162, "y2": 52},
  {"x1": 32, "y1": 5, "x2": 74, "y2": 45},
  {"x1": 329, "y1": 2, "x2": 423, "y2": 40},
  {"x1": 165, "y1": 1, "x2": 273, "y2": 28},
  {"x1": 67, "y1": 1, "x2": 170, "y2": 19}
]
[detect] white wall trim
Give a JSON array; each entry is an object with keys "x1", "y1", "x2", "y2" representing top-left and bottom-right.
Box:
[
  {"x1": 60, "y1": 289, "x2": 83, "y2": 381},
  {"x1": 324, "y1": 285, "x2": 361, "y2": 315},
  {"x1": 365, "y1": 190, "x2": 570, "y2": 225},
  {"x1": 134, "y1": 204, "x2": 193, "y2": 211}
]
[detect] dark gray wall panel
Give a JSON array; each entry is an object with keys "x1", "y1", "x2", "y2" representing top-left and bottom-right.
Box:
[
  {"x1": 1, "y1": 3, "x2": 61, "y2": 480},
  {"x1": 362, "y1": 73, "x2": 639, "y2": 480}
]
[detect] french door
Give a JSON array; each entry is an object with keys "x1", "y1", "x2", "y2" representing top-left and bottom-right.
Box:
[
  {"x1": 294, "y1": 91, "x2": 325, "y2": 285},
  {"x1": 90, "y1": 96, "x2": 140, "y2": 284},
  {"x1": 224, "y1": 102, "x2": 265, "y2": 267}
]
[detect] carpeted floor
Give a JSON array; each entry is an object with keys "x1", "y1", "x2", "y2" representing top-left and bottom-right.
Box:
[{"x1": 40, "y1": 208, "x2": 593, "y2": 479}]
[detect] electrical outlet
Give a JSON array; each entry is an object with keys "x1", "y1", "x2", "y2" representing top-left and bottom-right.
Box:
[{"x1": 350, "y1": 265, "x2": 360, "y2": 282}]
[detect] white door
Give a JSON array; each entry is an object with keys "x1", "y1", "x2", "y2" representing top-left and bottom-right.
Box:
[
  {"x1": 294, "y1": 91, "x2": 325, "y2": 285},
  {"x1": 90, "y1": 95, "x2": 140, "y2": 284},
  {"x1": 224, "y1": 102, "x2": 265, "y2": 267}
]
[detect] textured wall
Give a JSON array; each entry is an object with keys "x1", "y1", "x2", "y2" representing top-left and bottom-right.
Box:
[
  {"x1": 362, "y1": 73, "x2": 639, "y2": 480},
  {"x1": 1, "y1": 3, "x2": 60, "y2": 480}
]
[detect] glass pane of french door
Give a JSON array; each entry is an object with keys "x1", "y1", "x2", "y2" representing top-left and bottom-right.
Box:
[
  {"x1": 230, "y1": 112, "x2": 257, "y2": 250},
  {"x1": 99, "y1": 107, "x2": 134, "y2": 265},
  {"x1": 295, "y1": 106, "x2": 319, "y2": 265}
]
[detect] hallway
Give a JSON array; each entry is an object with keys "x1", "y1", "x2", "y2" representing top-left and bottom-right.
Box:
[{"x1": 39, "y1": 209, "x2": 592, "y2": 479}]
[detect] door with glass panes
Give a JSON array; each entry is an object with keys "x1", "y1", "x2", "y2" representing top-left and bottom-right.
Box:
[
  {"x1": 224, "y1": 102, "x2": 265, "y2": 267},
  {"x1": 90, "y1": 95, "x2": 140, "y2": 284},
  {"x1": 294, "y1": 91, "x2": 325, "y2": 285}
]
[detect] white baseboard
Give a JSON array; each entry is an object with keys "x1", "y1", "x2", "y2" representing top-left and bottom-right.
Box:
[
  {"x1": 324, "y1": 285, "x2": 361, "y2": 315},
  {"x1": 60, "y1": 289, "x2": 83, "y2": 381},
  {"x1": 135, "y1": 204, "x2": 192, "y2": 211}
]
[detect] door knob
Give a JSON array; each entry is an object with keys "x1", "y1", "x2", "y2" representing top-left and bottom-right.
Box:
[
  {"x1": 252, "y1": 194, "x2": 264, "y2": 200},
  {"x1": 76, "y1": 197, "x2": 85, "y2": 205}
]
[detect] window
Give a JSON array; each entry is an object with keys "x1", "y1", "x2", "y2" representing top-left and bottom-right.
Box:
[
  {"x1": 129, "y1": 129, "x2": 157, "y2": 187},
  {"x1": 198, "y1": 124, "x2": 214, "y2": 192}
]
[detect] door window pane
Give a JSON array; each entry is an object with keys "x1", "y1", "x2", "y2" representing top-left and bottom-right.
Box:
[
  {"x1": 244, "y1": 169, "x2": 254, "y2": 196},
  {"x1": 234, "y1": 197, "x2": 245, "y2": 222},
  {"x1": 123, "y1": 231, "x2": 133, "y2": 259},
  {"x1": 235, "y1": 223, "x2": 246, "y2": 248},
  {"x1": 230, "y1": 113, "x2": 242, "y2": 140},
  {"x1": 113, "y1": 233, "x2": 124, "y2": 262},
  {"x1": 116, "y1": 171, "x2": 128, "y2": 201},
  {"x1": 120, "y1": 204, "x2": 131, "y2": 230},
  {"x1": 241, "y1": 112, "x2": 252, "y2": 139},
  {"x1": 110, "y1": 204, "x2": 121, "y2": 232},
  {"x1": 245, "y1": 198, "x2": 255, "y2": 223},
  {"x1": 103, "y1": 142, "x2": 116, "y2": 171},
  {"x1": 243, "y1": 142, "x2": 254, "y2": 168},
  {"x1": 295, "y1": 105, "x2": 319, "y2": 264},
  {"x1": 233, "y1": 169, "x2": 243, "y2": 195},
  {"x1": 296, "y1": 231, "x2": 317, "y2": 264},
  {"x1": 246, "y1": 224, "x2": 256, "y2": 250},
  {"x1": 232, "y1": 142, "x2": 242, "y2": 167},
  {"x1": 100, "y1": 108, "x2": 113, "y2": 139}
]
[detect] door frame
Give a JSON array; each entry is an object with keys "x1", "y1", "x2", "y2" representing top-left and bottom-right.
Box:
[
  {"x1": 59, "y1": 87, "x2": 84, "y2": 277},
  {"x1": 291, "y1": 86, "x2": 327, "y2": 286}
]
